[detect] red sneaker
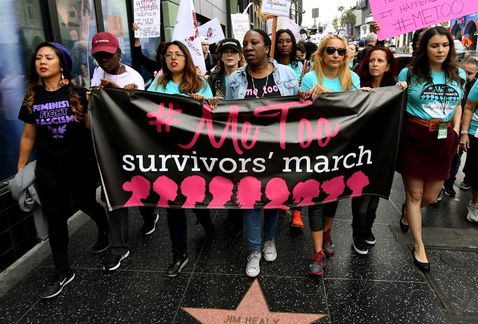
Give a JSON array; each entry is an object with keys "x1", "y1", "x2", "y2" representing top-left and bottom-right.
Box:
[{"x1": 290, "y1": 210, "x2": 304, "y2": 228}]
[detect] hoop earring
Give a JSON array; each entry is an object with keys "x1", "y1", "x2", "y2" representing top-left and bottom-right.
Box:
[{"x1": 60, "y1": 70, "x2": 69, "y2": 86}]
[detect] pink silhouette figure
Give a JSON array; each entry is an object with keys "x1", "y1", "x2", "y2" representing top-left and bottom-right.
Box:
[
  {"x1": 236, "y1": 176, "x2": 262, "y2": 209},
  {"x1": 122, "y1": 175, "x2": 151, "y2": 207},
  {"x1": 208, "y1": 176, "x2": 234, "y2": 208},
  {"x1": 322, "y1": 176, "x2": 346, "y2": 203},
  {"x1": 153, "y1": 176, "x2": 179, "y2": 207},
  {"x1": 292, "y1": 179, "x2": 321, "y2": 206},
  {"x1": 346, "y1": 171, "x2": 370, "y2": 197},
  {"x1": 181, "y1": 175, "x2": 207, "y2": 208},
  {"x1": 264, "y1": 177, "x2": 290, "y2": 209}
]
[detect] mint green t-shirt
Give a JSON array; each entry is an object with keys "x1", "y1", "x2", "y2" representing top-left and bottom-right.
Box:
[
  {"x1": 397, "y1": 67, "x2": 466, "y2": 122},
  {"x1": 148, "y1": 79, "x2": 213, "y2": 99},
  {"x1": 466, "y1": 80, "x2": 478, "y2": 137},
  {"x1": 300, "y1": 70, "x2": 361, "y2": 92}
]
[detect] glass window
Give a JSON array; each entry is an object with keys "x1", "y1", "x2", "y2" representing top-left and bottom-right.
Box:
[
  {"x1": 0, "y1": 0, "x2": 45, "y2": 181},
  {"x1": 56, "y1": 0, "x2": 97, "y2": 88},
  {"x1": 102, "y1": 0, "x2": 132, "y2": 66}
]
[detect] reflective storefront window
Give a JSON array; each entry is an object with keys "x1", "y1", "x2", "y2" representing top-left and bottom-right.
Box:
[
  {"x1": 0, "y1": 0, "x2": 45, "y2": 180},
  {"x1": 56, "y1": 0, "x2": 97, "y2": 88},
  {"x1": 102, "y1": 1, "x2": 132, "y2": 65}
]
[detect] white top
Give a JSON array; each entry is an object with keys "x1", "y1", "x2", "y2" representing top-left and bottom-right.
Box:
[{"x1": 91, "y1": 65, "x2": 145, "y2": 90}]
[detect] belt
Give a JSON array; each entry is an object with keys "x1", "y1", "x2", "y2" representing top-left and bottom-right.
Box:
[{"x1": 407, "y1": 115, "x2": 451, "y2": 131}]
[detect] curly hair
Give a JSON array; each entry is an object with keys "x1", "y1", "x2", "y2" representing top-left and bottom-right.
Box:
[
  {"x1": 356, "y1": 46, "x2": 397, "y2": 87},
  {"x1": 24, "y1": 42, "x2": 85, "y2": 122},
  {"x1": 409, "y1": 26, "x2": 464, "y2": 87},
  {"x1": 312, "y1": 35, "x2": 353, "y2": 91},
  {"x1": 155, "y1": 41, "x2": 205, "y2": 94}
]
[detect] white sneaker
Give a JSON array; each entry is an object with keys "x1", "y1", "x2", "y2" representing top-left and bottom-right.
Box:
[
  {"x1": 245, "y1": 251, "x2": 261, "y2": 277},
  {"x1": 466, "y1": 203, "x2": 478, "y2": 223},
  {"x1": 262, "y1": 240, "x2": 277, "y2": 262}
]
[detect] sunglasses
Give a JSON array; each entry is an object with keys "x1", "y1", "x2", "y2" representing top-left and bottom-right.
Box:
[{"x1": 325, "y1": 47, "x2": 347, "y2": 56}]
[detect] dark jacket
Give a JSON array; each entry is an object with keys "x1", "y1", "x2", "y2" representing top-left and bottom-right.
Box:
[{"x1": 208, "y1": 70, "x2": 226, "y2": 97}]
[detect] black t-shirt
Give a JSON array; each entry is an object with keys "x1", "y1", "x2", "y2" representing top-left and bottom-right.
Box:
[
  {"x1": 244, "y1": 73, "x2": 281, "y2": 99},
  {"x1": 18, "y1": 85, "x2": 91, "y2": 164}
]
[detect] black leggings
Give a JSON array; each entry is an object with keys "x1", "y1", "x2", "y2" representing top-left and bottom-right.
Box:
[
  {"x1": 351, "y1": 196, "x2": 379, "y2": 237},
  {"x1": 36, "y1": 162, "x2": 107, "y2": 275},
  {"x1": 308, "y1": 201, "x2": 338, "y2": 232}
]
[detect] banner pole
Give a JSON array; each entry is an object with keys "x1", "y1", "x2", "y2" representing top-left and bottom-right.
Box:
[{"x1": 270, "y1": 16, "x2": 278, "y2": 59}]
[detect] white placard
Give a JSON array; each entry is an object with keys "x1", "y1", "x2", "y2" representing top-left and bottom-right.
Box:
[
  {"x1": 198, "y1": 18, "x2": 225, "y2": 45},
  {"x1": 172, "y1": 0, "x2": 206, "y2": 74},
  {"x1": 261, "y1": 0, "x2": 291, "y2": 17},
  {"x1": 133, "y1": 0, "x2": 161, "y2": 38},
  {"x1": 231, "y1": 13, "x2": 250, "y2": 44}
]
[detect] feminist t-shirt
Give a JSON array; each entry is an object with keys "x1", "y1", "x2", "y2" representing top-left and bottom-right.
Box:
[
  {"x1": 397, "y1": 67, "x2": 466, "y2": 122},
  {"x1": 466, "y1": 80, "x2": 478, "y2": 137},
  {"x1": 18, "y1": 85, "x2": 90, "y2": 163},
  {"x1": 244, "y1": 73, "x2": 281, "y2": 99}
]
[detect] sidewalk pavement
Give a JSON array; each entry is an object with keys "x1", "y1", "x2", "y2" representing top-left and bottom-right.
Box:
[{"x1": 1, "y1": 173, "x2": 477, "y2": 323}]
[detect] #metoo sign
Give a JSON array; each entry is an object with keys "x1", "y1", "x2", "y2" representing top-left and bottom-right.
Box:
[{"x1": 369, "y1": 0, "x2": 478, "y2": 40}]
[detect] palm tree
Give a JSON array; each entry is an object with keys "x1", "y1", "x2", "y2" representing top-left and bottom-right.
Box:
[{"x1": 341, "y1": 8, "x2": 357, "y2": 36}]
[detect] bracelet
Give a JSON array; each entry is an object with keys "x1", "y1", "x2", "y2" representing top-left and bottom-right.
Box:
[{"x1": 460, "y1": 130, "x2": 469, "y2": 135}]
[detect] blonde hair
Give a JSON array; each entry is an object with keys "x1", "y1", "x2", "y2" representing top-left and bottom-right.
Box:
[{"x1": 312, "y1": 35, "x2": 353, "y2": 91}]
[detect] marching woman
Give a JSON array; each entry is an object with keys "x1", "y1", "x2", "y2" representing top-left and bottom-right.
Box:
[
  {"x1": 148, "y1": 41, "x2": 216, "y2": 277},
  {"x1": 299, "y1": 34, "x2": 361, "y2": 276},
  {"x1": 274, "y1": 29, "x2": 304, "y2": 83},
  {"x1": 352, "y1": 46, "x2": 398, "y2": 255},
  {"x1": 396, "y1": 26, "x2": 466, "y2": 272},
  {"x1": 17, "y1": 42, "x2": 108, "y2": 298},
  {"x1": 226, "y1": 29, "x2": 299, "y2": 277}
]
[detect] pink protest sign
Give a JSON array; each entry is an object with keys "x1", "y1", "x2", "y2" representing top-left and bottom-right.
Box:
[{"x1": 369, "y1": 0, "x2": 478, "y2": 40}]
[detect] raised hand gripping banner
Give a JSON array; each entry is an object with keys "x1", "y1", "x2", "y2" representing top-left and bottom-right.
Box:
[{"x1": 89, "y1": 88, "x2": 405, "y2": 211}]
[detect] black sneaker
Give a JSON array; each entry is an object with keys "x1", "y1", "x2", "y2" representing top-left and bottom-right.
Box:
[
  {"x1": 443, "y1": 185, "x2": 456, "y2": 197},
  {"x1": 140, "y1": 214, "x2": 159, "y2": 236},
  {"x1": 166, "y1": 253, "x2": 188, "y2": 278},
  {"x1": 352, "y1": 237, "x2": 369, "y2": 255},
  {"x1": 364, "y1": 232, "x2": 376, "y2": 245},
  {"x1": 104, "y1": 250, "x2": 130, "y2": 271},
  {"x1": 91, "y1": 232, "x2": 109, "y2": 254},
  {"x1": 40, "y1": 271, "x2": 75, "y2": 299}
]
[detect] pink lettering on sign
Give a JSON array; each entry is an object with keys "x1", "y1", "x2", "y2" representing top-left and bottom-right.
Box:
[{"x1": 369, "y1": 0, "x2": 476, "y2": 40}]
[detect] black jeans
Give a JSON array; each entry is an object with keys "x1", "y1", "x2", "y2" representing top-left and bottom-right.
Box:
[
  {"x1": 167, "y1": 208, "x2": 213, "y2": 257},
  {"x1": 351, "y1": 196, "x2": 379, "y2": 238},
  {"x1": 308, "y1": 201, "x2": 338, "y2": 232},
  {"x1": 36, "y1": 160, "x2": 108, "y2": 275},
  {"x1": 109, "y1": 194, "x2": 158, "y2": 256}
]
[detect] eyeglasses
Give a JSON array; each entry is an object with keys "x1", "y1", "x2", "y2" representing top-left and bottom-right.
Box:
[
  {"x1": 325, "y1": 47, "x2": 347, "y2": 56},
  {"x1": 164, "y1": 52, "x2": 185, "y2": 60}
]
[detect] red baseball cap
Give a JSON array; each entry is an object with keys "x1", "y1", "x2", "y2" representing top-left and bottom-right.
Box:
[{"x1": 91, "y1": 32, "x2": 119, "y2": 55}]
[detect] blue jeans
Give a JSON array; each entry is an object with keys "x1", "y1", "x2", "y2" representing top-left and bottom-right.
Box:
[{"x1": 243, "y1": 209, "x2": 279, "y2": 252}]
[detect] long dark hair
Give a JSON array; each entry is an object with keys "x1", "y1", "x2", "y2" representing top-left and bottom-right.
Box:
[
  {"x1": 274, "y1": 29, "x2": 299, "y2": 68},
  {"x1": 24, "y1": 42, "x2": 84, "y2": 121},
  {"x1": 409, "y1": 26, "x2": 464, "y2": 87},
  {"x1": 356, "y1": 46, "x2": 397, "y2": 87},
  {"x1": 156, "y1": 41, "x2": 204, "y2": 94}
]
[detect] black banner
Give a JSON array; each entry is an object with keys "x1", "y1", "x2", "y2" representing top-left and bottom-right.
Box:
[{"x1": 89, "y1": 87, "x2": 405, "y2": 210}]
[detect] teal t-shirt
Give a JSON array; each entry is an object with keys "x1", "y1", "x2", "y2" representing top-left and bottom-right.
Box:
[
  {"x1": 148, "y1": 79, "x2": 213, "y2": 99},
  {"x1": 397, "y1": 67, "x2": 466, "y2": 122},
  {"x1": 466, "y1": 80, "x2": 478, "y2": 137},
  {"x1": 300, "y1": 70, "x2": 361, "y2": 92},
  {"x1": 288, "y1": 62, "x2": 303, "y2": 81}
]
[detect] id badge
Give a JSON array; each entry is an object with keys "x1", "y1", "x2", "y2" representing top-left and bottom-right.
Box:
[{"x1": 437, "y1": 123, "x2": 447, "y2": 139}]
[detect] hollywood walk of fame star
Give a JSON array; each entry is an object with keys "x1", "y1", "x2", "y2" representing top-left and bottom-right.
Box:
[{"x1": 182, "y1": 279, "x2": 325, "y2": 323}]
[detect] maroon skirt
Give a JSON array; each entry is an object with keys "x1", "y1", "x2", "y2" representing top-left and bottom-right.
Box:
[{"x1": 396, "y1": 118, "x2": 459, "y2": 181}]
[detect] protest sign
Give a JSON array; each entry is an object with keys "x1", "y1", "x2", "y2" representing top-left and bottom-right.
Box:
[
  {"x1": 231, "y1": 13, "x2": 250, "y2": 43},
  {"x1": 198, "y1": 18, "x2": 225, "y2": 45},
  {"x1": 133, "y1": 0, "x2": 161, "y2": 38},
  {"x1": 89, "y1": 88, "x2": 405, "y2": 210},
  {"x1": 369, "y1": 0, "x2": 478, "y2": 40},
  {"x1": 261, "y1": 0, "x2": 292, "y2": 17}
]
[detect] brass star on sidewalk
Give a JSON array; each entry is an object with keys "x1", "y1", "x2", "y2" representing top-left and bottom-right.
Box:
[{"x1": 182, "y1": 279, "x2": 325, "y2": 324}]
